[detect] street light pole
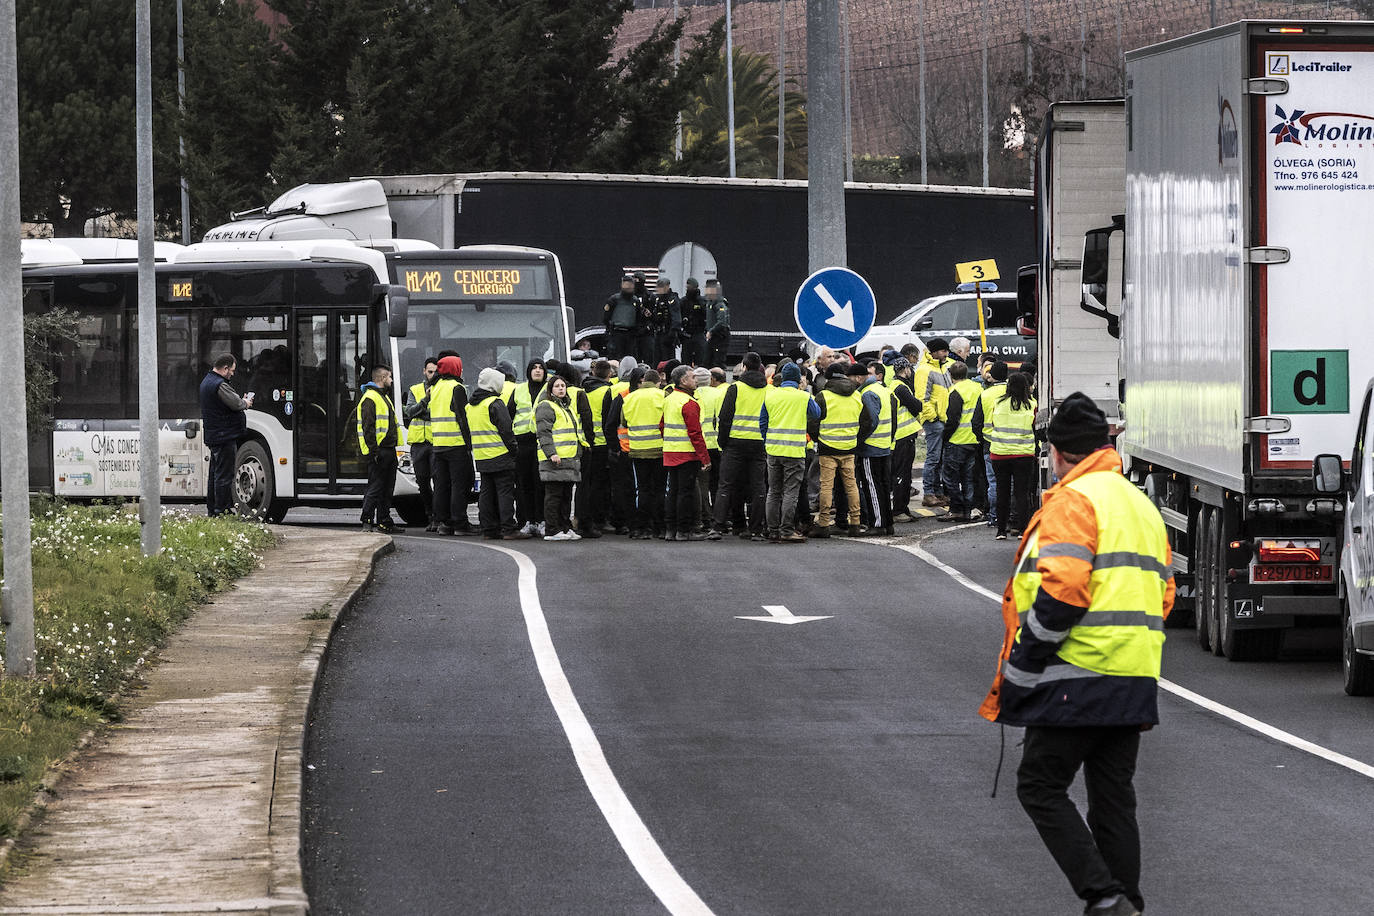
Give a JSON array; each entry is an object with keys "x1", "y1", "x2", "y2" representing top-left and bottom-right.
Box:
[
  {"x1": 0, "y1": 0, "x2": 36, "y2": 677},
  {"x1": 726, "y1": 0, "x2": 736, "y2": 178},
  {"x1": 177, "y1": 0, "x2": 190, "y2": 244},
  {"x1": 136, "y1": 0, "x2": 161, "y2": 557}
]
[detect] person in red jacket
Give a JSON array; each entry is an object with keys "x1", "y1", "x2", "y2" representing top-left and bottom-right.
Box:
[{"x1": 662, "y1": 365, "x2": 712, "y2": 541}]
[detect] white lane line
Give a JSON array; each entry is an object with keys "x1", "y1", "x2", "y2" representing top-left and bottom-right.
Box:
[
  {"x1": 879, "y1": 534, "x2": 1374, "y2": 782},
  {"x1": 474, "y1": 542, "x2": 715, "y2": 916}
]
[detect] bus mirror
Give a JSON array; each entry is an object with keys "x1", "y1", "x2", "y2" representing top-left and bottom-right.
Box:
[{"x1": 387, "y1": 286, "x2": 410, "y2": 338}]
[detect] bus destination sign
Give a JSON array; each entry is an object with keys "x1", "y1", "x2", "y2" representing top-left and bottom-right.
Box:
[{"x1": 399, "y1": 265, "x2": 539, "y2": 300}]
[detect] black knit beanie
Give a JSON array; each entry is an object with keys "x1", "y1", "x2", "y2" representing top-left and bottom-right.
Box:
[{"x1": 1047, "y1": 392, "x2": 1109, "y2": 455}]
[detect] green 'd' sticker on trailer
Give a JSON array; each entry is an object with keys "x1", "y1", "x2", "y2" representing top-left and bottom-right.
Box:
[{"x1": 1270, "y1": 350, "x2": 1348, "y2": 414}]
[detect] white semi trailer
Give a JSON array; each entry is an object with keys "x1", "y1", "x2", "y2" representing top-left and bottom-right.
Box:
[{"x1": 1092, "y1": 20, "x2": 1374, "y2": 660}]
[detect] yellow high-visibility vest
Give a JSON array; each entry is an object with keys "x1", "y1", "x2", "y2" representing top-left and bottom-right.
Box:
[
  {"x1": 990, "y1": 395, "x2": 1037, "y2": 457},
  {"x1": 817, "y1": 389, "x2": 863, "y2": 451},
  {"x1": 356, "y1": 388, "x2": 399, "y2": 456},
  {"x1": 406, "y1": 381, "x2": 432, "y2": 445},
  {"x1": 466, "y1": 399, "x2": 509, "y2": 462},
  {"x1": 861, "y1": 382, "x2": 895, "y2": 451},
  {"x1": 947, "y1": 379, "x2": 984, "y2": 446},
  {"x1": 622, "y1": 387, "x2": 666, "y2": 451},
  {"x1": 428, "y1": 378, "x2": 467, "y2": 448},
  {"x1": 763, "y1": 386, "x2": 812, "y2": 458},
  {"x1": 662, "y1": 390, "x2": 696, "y2": 455},
  {"x1": 729, "y1": 382, "x2": 766, "y2": 441}
]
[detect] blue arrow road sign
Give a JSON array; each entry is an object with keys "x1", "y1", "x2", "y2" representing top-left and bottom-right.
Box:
[{"x1": 793, "y1": 267, "x2": 877, "y2": 350}]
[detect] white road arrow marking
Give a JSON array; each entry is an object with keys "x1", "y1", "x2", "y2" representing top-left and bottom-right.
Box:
[
  {"x1": 814, "y1": 282, "x2": 855, "y2": 332},
  {"x1": 736, "y1": 604, "x2": 833, "y2": 625}
]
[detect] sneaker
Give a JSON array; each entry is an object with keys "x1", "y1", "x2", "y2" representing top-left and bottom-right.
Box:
[
  {"x1": 1087, "y1": 895, "x2": 1140, "y2": 916},
  {"x1": 566, "y1": 530, "x2": 582, "y2": 540},
  {"x1": 614, "y1": 525, "x2": 631, "y2": 535},
  {"x1": 891, "y1": 512, "x2": 917, "y2": 523},
  {"x1": 536, "y1": 522, "x2": 546, "y2": 536},
  {"x1": 425, "y1": 521, "x2": 439, "y2": 533},
  {"x1": 994, "y1": 532, "x2": 1008, "y2": 540},
  {"x1": 360, "y1": 520, "x2": 375, "y2": 532},
  {"x1": 544, "y1": 530, "x2": 573, "y2": 541},
  {"x1": 751, "y1": 533, "x2": 767, "y2": 542},
  {"x1": 519, "y1": 522, "x2": 538, "y2": 537},
  {"x1": 440, "y1": 526, "x2": 456, "y2": 536},
  {"x1": 681, "y1": 531, "x2": 710, "y2": 541},
  {"x1": 629, "y1": 529, "x2": 651, "y2": 540},
  {"x1": 376, "y1": 520, "x2": 405, "y2": 534},
  {"x1": 921, "y1": 493, "x2": 944, "y2": 507},
  {"x1": 970, "y1": 508, "x2": 984, "y2": 520},
  {"x1": 807, "y1": 524, "x2": 831, "y2": 539},
  {"x1": 936, "y1": 512, "x2": 970, "y2": 523},
  {"x1": 779, "y1": 531, "x2": 807, "y2": 543},
  {"x1": 737, "y1": 530, "x2": 753, "y2": 540},
  {"x1": 503, "y1": 530, "x2": 532, "y2": 540},
  {"x1": 453, "y1": 526, "x2": 477, "y2": 537}
]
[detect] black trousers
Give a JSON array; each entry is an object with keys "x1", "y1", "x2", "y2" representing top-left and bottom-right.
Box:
[
  {"x1": 432, "y1": 447, "x2": 474, "y2": 530},
  {"x1": 575, "y1": 444, "x2": 611, "y2": 532},
  {"x1": 993, "y1": 455, "x2": 1037, "y2": 534},
  {"x1": 856, "y1": 454, "x2": 893, "y2": 530},
  {"x1": 630, "y1": 457, "x2": 666, "y2": 534},
  {"x1": 361, "y1": 451, "x2": 398, "y2": 523},
  {"x1": 608, "y1": 450, "x2": 634, "y2": 529},
  {"x1": 655, "y1": 331, "x2": 678, "y2": 366},
  {"x1": 707, "y1": 333, "x2": 729, "y2": 370},
  {"x1": 544, "y1": 481, "x2": 574, "y2": 534},
  {"x1": 665, "y1": 461, "x2": 700, "y2": 534},
  {"x1": 1017, "y1": 725, "x2": 1144, "y2": 912},
  {"x1": 477, "y1": 468, "x2": 517, "y2": 536},
  {"x1": 410, "y1": 442, "x2": 435, "y2": 520},
  {"x1": 607, "y1": 328, "x2": 636, "y2": 360},
  {"x1": 635, "y1": 332, "x2": 656, "y2": 365},
  {"x1": 681, "y1": 332, "x2": 708, "y2": 366},
  {"x1": 514, "y1": 434, "x2": 544, "y2": 526},
  {"x1": 890, "y1": 434, "x2": 916, "y2": 516},
  {"x1": 714, "y1": 445, "x2": 765, "y2": 533},
  {"x1": 207, "y1": 441, "x2": 237, "y2": 517}
]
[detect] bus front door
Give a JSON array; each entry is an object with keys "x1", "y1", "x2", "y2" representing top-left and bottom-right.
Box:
[{"x1": 294, "y1": 310, "x2": 371, "y2": 494}]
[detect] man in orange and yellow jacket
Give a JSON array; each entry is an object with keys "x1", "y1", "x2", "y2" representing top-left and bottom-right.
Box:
[{"x1": 980, "y1": 393, "x2": 1174, "y2": 916}]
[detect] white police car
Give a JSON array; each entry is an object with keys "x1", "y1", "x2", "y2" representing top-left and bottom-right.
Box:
[
  {"x1": 852, "y1": 288, "x2": 1035, "y2": 368},
  {"x1": 1337, "y1": 379, "x2": 1374, "y2": 695}
]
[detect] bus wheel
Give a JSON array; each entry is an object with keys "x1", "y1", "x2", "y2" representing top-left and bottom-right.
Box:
[
  {"x1": 394, "y1": 495, "x2": 429, "y2": 528},
  {"x1": 233, "y1": 440, "x2": 276, "y2": 520}
]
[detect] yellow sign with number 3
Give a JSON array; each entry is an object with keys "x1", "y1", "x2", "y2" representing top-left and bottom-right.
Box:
[{"x1": 955, "y1": 258, "x2": 1000, "y2": 285}]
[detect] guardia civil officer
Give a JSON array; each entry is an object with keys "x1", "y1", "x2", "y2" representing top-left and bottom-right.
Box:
[
  {"x1": 199, "y1": 353, "x2": 254, "y2": 518},
  {"x1": 403, "y1": 356, "x2": 439, "y2": 530},
  {"x1": 357, "y1": 365, "x2": 404, "y2": 533},
  {"x1": 650, "y1": 277, "x2": 682, "y2": 366},
  {"x1": 679, "y1": 278, "x2": 709, "y2": 366},
  {"x1": 603, "y1": 274, "x2": 641, "y2": 360},
  {"x1": 704, "y1": 279, "x2": 731, "y2": 369},
  {"x1": 980, "y1": 393, "x2": 1173, "y2": 916}
]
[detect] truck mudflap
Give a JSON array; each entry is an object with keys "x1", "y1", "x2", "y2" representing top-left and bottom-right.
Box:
[{"x1": 1227, "y1": 594, "x2": 1341, "y2": 629}]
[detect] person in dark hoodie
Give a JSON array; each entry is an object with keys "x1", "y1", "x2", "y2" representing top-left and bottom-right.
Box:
[
  {"x1": 467, "y1": 368, "x2": 528, "y2": 539},
  {"x1": 679, "y1": 278, "x2": 708, "y2": 366},
  {"x1": 808, "y1": 362, "x2": 876, "y2": 537},
  {"x1": 357, "y1": 365, "x2": 404, "y2": 534},
  {"x1": 576, "y1": 359, "x2": 616, "y2": 537},
  {"x1": 712, "y1": 352, "x2": 768, "y2": 540},
  {"x1": 508, "y1": 358, "x2": 547, "y2": 536},
  {"x1": 429, "y1": 354, "x2": 476, "y2": 535}
]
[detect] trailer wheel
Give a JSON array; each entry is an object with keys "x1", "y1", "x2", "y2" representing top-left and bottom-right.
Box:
[
  {"x1": 1341, "y1": 586, "x2": 1374, "y2": 696},
  {"x1": 1195, "y1": 507, "x2": 1214, "y2": 652},
  {"x1": 394, "y1": 495, "x2": 429, "y2": 528}
]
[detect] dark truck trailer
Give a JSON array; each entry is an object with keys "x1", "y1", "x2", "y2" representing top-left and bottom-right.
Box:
[{"x1": 362, "y1": 171, "x2": 1034, "y2": 338}]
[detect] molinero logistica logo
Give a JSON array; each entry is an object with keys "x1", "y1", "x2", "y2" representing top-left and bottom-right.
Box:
[{"x1": 1272, "y1": 104, "x2": 1374, "y2": 146}]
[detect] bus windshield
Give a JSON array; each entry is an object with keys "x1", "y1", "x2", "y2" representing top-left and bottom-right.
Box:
[{"x1": 389, "y1": 257, "x2": 564, "y2": 388}]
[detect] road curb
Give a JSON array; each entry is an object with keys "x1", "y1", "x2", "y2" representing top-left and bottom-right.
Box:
[{"x1": 270, "y1": 530, "x2": 394, "y2": 915}]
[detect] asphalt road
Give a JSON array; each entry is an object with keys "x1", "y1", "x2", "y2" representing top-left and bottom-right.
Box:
[{"x1": 295, "y1": 510, "x2": 1374, "y2": 915}]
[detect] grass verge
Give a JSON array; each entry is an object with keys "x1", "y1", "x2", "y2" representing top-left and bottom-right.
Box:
[{"x1": 0, "y1": 500, "x2": 275, "y2": 839}]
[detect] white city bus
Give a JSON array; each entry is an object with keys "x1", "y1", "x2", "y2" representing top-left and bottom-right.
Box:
[{"x1": 20, "y1": 235, "x2": 571, "y2": 524}]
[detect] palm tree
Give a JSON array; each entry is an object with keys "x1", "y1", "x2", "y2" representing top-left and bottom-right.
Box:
[{"x1": 677, "y1": 48, "x2": 808, "y2": 179}]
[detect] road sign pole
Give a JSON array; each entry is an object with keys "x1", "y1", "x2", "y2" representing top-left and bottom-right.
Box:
[
  {"x1": 0, "y1": 0, "x2": 36, "y2": 677},
  {"x1": 976, "y1": 285, "x2": 988, "y2": 354}
]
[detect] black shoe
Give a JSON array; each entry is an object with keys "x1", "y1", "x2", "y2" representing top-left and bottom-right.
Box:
[
  {"x1": 807, "y1": 524, "x2": 831, "y2": 538},
  {"x1": 360, "y1": 521, "x2": 375, "y2": 532},
  {"x1": 452, "y1": 526, "x2": 477, "y2": 537},
  {"x1": 375, "y1": 520, "x2": 404, "y2": 534},
  {"x1": 629, "y1": 529, "x2": 651, "y2": 540},
  {"x1": 705, "y1": 529, "x2": 723, "y2": 540},
  {"x1": 737, "y1": 530, "x2": 753, "y2": 540},
  {"x1": 578, "y1": 528, "x2": 603, "y2": 539},
  {"x1": 937, "y1": 512, "x2": 970, "y2": 523},
  {"x1": 680, "y1": 531, "x2": 709, "y2": 541},
  {"x1": 751, "y1": 533, "x2": 767, "y2": 542},
  {"x1": 779, "y1": 531, "x2": 807, "y2": 543},
  {"x1": 614, "y1": 526, "x2": 631, "y2": 536},
  {"x1": 845, "y1": 524, "x2": 866, "y2": 537},
  {"x1": 425, "y1": 521, "x2": 438, "y2": 532},
  {"x1": 881, "y1": 525, "x2": 896, "y2": 537},
  {"x1": 482, "y1": 532, "x2": 503, "y2": 540}
]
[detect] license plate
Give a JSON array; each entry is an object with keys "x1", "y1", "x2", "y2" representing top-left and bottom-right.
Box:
[{"x1": 1252, "y1": 564, "x2": 1332, "y2": 582}]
